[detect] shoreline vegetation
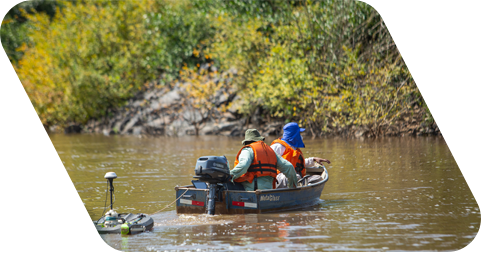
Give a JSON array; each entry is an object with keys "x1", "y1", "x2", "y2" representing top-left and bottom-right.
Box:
[{"x1": 1, "y1": 0, "x2": 439, "y2": 138}]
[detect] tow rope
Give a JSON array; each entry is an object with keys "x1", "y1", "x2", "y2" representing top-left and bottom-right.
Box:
[{"x1": 149, "y1": 189, "x2": 189, "y2": 216}]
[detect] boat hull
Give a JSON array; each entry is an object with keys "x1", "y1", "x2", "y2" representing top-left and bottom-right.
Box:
[
  {"x1": 176, "y1": 168, "x2": 328, "y2": 214},
  {"x1": 94, "y1": 213, "x2": 154, "y2": 234}
]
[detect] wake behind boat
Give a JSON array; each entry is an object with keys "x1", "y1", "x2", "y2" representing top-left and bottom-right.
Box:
[
  {"x1": 93, "y1": 172, "x2": 154, "y2": 235},
  {"x1": 175, "y1": 156, "x2": 328, "y2": 214}
]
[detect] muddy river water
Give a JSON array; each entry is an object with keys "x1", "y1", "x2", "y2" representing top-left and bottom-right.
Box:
[{"x1": 50, "y1": 134, "x2": 479, "y2": 251}]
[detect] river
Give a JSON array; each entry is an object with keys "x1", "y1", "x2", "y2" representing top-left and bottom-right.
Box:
[{"x1": 49, "y1": 134, "x2": 479, "y2": 251}]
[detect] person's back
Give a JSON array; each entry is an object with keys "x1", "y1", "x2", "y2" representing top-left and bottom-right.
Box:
[
  {"x1": 229, "y1": 129, "x2": 298, "y2": 191},
  {"x1": 233, "y1": 140, "x2": 277, "y2": 190},
  {"x1": 271, "y1": 123, "x2": 331, "y2": 188},
  {"x1": 272, "y1": 138, "x2": 306, "y2": 177}
]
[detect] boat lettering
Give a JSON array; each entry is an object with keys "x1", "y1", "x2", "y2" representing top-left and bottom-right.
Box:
[{"x1": 260, "y1": 195, "x2": 280, "y2": 201}]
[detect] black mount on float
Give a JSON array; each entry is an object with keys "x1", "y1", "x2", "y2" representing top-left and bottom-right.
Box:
[
  {"x1": 104, "y1": 172, "x2": 117, "y2": 210},
  {"x1": 193, "y1": 156, "x2": 230, "y2": 215}
]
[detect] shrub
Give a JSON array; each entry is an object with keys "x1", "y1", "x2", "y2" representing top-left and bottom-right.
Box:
[
  {"x1": 0, "y1": 0, "x2": 155, "y2": 125},
  {"x1": 1, "y1": 0, "x2": 60, "y2": 63}
]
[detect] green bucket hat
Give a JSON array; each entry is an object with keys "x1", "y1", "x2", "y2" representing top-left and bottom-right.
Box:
[{"x1": 242, "y1": 129, "x2": 265, "y2": 145}]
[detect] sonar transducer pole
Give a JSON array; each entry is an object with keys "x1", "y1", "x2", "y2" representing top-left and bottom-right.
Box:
[{"x1": 104, "y1": 172, "x2": 117, "y2": 210}]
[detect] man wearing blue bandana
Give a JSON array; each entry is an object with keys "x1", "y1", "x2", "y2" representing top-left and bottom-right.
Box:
[{"x1": 271, "y1": 122, "x2": 331, "y2": 188}]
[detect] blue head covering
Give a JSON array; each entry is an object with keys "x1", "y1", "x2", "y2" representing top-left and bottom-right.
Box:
[{"x1": 281, "y1": 122, "x2": 305, "y2": 148}]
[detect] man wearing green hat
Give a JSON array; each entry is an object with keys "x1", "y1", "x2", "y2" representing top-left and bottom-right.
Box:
[{"x1": 230, "y1": 129, "x2": 298, "y2": 191}]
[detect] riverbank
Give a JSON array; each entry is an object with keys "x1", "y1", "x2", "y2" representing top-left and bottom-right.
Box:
[
  {"x1": 52, "y1": 76, "x2": 440, "y2": 139},
  {"x1": 0, "y1": 78, "x2": 481, "y2": 138}
]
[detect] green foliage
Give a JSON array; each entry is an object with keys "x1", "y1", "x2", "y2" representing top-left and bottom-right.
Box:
[
  {"x1": 12, "y1": 0, "x2": 213, "y2": 126},
  {"x1": 143, "y1": 0, "x2": 215, "y2": 83},
  {"x1": 15, "y1": 1, "x2": 157, "y2": 125},
  {"x1": 201, "y1": 0, "x2": 421, "y2": 135},
  {"x1": 8, "y1": 0, "x2": 426, "y2": 134},
  {"x1": 1, "y1": 0, "x2": 60, "y2": 62},
  {"x1": 202, "y1": 1, "x2": 398, "y2": 129}
]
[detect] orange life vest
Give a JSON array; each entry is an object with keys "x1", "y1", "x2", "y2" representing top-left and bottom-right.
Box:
[
  {"x1": 271, "y1": 138, "x2": 306, "y2": 177},
  {"x1": 233, "y1": 141, "x2": 278, "y2": 185}
]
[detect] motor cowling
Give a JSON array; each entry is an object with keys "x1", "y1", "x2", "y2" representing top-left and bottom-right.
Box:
[{"x1": 194, "y1": 156, "x2": 230, "y2": 184}]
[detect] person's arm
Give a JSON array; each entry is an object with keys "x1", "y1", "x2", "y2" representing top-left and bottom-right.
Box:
[
  {"x1": 270, "y1": 143, "x2": 286, "y2": 156},
  {"x1": 230, "y1": 147, "x2": 253, "y2": 181},
  {"x1": 275, "y1": 153, "x2": 297, "y2": 188},
  {"x1": 305, "y1": 157, "x2": 331, "y2": 167}
]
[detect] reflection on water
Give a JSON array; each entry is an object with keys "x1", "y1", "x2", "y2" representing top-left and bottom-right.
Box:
[{"x1": 50, "y1": 134, "x2": 480, "y2": 251}]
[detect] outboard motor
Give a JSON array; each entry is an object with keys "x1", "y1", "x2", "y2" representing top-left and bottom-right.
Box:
[
  {"x1": 194, "y1": 156, "x2": 230, "y2": 183},
  {"x1": 193, "y1": 156, "x2": 230, "y2": 215}
]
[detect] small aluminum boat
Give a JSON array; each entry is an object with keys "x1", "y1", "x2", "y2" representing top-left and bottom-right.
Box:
[{"x1": 175, "y1": 161, "x2": 328, "y2": 215}]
